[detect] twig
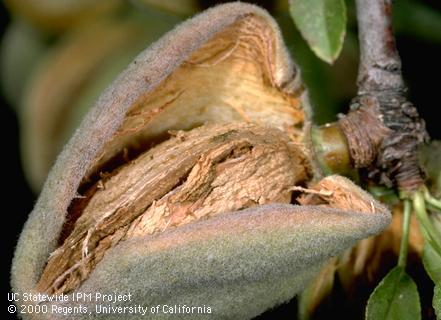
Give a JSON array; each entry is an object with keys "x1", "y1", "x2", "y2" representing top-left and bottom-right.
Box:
[
  {"x1": 338, "y1": 0, "x2": 428, "y2": 192},
  {"x1": 397, "y1": 199, "x2": 411, "y2": 267},
  {"x1": 355, "y1": 0, "x2": 404, "y2": 93}
]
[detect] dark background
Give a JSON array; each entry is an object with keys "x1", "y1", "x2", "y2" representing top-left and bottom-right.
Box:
[
  {"x1": 1, "y1": 2, "x2": 35, "y2": 318},
  {"x1": 1, "y1": 1, "x2": 440, "y2": 319}
]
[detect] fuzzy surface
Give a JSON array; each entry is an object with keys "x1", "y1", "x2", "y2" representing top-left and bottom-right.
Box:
[
  {"x1": 11, "y1": 1, "x2": 301, "y2": 296},
  {"x1": 10, "y1": 2, "x2": 390, "y2": 320}
]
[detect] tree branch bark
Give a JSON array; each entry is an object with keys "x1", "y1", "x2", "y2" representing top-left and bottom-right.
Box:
[
  {"x1": 355, "y1": 0, "x2": 404, "y2": 93},
  {"x1": 338, "y1": 0, "x2": 428, "y2": 193}
]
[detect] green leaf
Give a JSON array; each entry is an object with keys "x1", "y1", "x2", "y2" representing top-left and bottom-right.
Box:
[
  {"x1": 434, "y1": 285, "x2": 441, "y2": 320},
  {"x1": 424, "y1": 232, "x2": 441, "y2": 320},
  {"x1": 423, "y1": 242, "x2": 441, "y2": 284},
  {"x1": 366, "y1": 266, "x2": 421, "y2": 320},
  {"x1": 289, "y1": 0, "x2": 346, "y2": 64}
]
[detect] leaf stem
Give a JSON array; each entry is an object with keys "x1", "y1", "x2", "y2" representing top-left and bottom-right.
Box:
[
  {"x1": 398, "y1": 199, "x2": 411, "y2": 267},
  {"x1": 427, "y1": 203, "x2": 441, "y2": 214},
  {"x1": 413, "y1": 191, "x2": 441, "y2": 254},
  {"x1": 424, "y1": 189, "x2": 441, "y2": 211}
]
